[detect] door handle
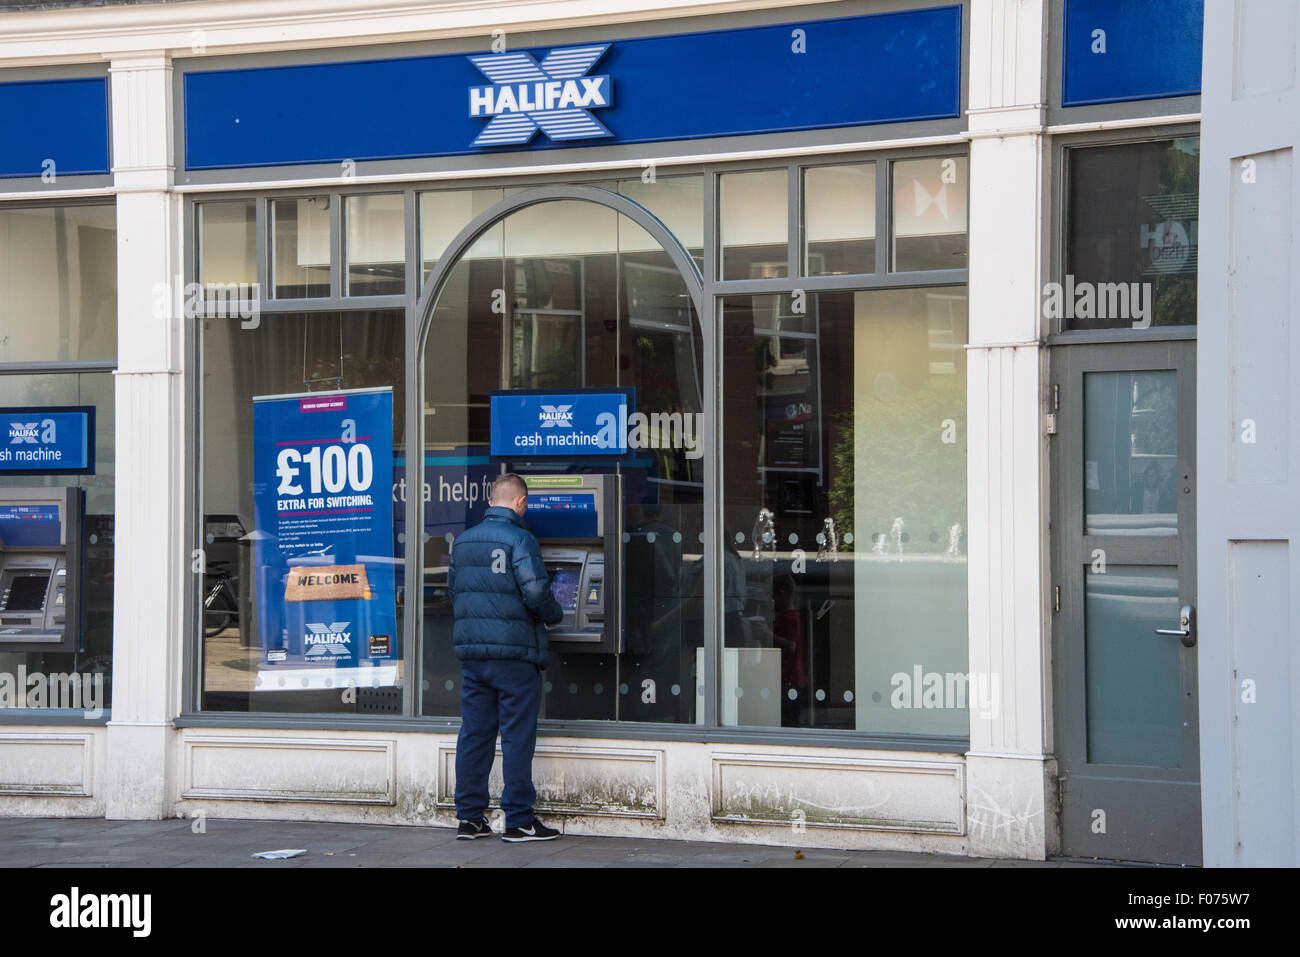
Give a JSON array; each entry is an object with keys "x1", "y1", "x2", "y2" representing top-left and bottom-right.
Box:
[{"x1": 1155, "y1": 604, "x2": 1196, "y2": 647}]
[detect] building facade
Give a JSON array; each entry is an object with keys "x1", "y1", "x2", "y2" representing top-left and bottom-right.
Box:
[{"x1": 4, "y1": 0, "x2": 1283, "y2": 867}]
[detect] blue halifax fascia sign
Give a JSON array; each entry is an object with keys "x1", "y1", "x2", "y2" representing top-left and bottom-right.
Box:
[
  {"x1": 182, "y1": 5, "x2": 961, "y2": 170},
  {"x1": 1063, "y1": 0, "x2": 1204, "y2": 106},
  {"x1": 0, "y1": 78, "x2": 111, "y2": 179},
  {"x1": 0, "y1": 407, "x2": 95, "y2": 474},
  {"x1": 490, "y1": 389, "x2": 635, "y2": 457}
]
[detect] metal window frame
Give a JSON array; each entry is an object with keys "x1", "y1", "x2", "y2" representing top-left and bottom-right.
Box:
[
  {"x1": 1046, "y1": 122, "x2": 1201, "y2": 345},
  {"x1": 182, "y1": 146, "x2": 973, "y2": 752}
]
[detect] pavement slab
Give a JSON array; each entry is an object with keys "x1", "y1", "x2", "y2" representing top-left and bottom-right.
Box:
[{"x1": 0, "y1": 816, "x2": 1100, "y2": 868}]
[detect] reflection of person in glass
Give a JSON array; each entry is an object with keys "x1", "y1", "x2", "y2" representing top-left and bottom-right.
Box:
[
  {"x1": 771, "y1": 574, "x2": 808, "y2": 726},
  {"x1": 1138, "y1": 461, "x2": 1175, "y2": 514}
]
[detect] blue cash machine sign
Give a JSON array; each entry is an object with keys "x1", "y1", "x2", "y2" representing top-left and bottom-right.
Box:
[
  {"x1": 252, "y1": 388, "x2": 398, "y2": 688},
  {"x1": 490, "y1": 389, "x2": 635, "y2": 457},
  {"x1": 0, "y1": 407, "x2": 94, "y2": 474}
]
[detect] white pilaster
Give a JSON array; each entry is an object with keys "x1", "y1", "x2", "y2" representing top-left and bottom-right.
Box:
[
  {"x1": 963, "y1": 0, "x2": 1055, "y2": 859},
  {"x1": 104, "y1": 52, "x2": 184, "y2": 820}
]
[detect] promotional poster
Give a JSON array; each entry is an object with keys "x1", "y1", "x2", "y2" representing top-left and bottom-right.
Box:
[{"x1": 252, "y1": 387, "x2": 398, "y2": 690}]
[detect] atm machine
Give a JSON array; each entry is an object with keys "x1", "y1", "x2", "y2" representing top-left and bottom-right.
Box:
[
  {"x1": 523, "y1": 473, "x2": 621, "y2": 655},
  {"x1": 0, "y1": 487, "x2": 84, "y2": 653}
]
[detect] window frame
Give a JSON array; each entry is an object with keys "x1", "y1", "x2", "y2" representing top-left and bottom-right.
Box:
[
  {"x1": 1048, "y1": 123, "x2": 1201, "y2": 346},
  {"x1": 183, "y1": 148, "x2": 972, "y2": 753}
]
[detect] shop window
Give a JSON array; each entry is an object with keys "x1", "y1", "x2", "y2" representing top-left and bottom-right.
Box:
[
  {"x1": 720, "y1": 288, "x2": 968, "y2": 733},
  {"x1": 271, "y1": 196, "x2": 330, "y2": 298},
  {"x1": 0, "y1": 204, "x2": 117, "y2": 361},
  {"x1": 197, "y1": 200, "x2": 256, "y2": 291},
  {"x1": 1063, "y1": 137, "x2": 1199, "y2": 330},
  {"x1": 891, "y1": 157, "x2": 968, "y2": 272},
  {"x1": 803, "y1": 163, "x2": 875, "y2": 275},
  {"x1": 345, "y1": 193, "x2": 405, "y2": 296},
  {"x1": 719, "y1": 169, "x2": 788, "y2": 280},
  {"x1": 419, "y1": 198, "x2": 705, "y2": 723},
  {"x1": 419, "y1": 188, "x2": 505, "y2": 285},
  {"x1": 199, "y1": 310, "x2": 406, "y2": 714},
  {"x1": 617, "y1": 175, "x2": 705, "y2": 273},
  {"x1": 0, "y1": 372, "x2": 115, "y2": 718}
]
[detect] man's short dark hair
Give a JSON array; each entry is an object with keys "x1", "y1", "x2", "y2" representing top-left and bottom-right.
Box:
[{"x1": 490, "y1": 472, "x2": 528, "y2": 504}]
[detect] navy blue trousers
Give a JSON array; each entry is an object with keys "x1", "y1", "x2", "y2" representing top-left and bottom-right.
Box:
[{"x1": 454, "y1": 658, "x2": 543, "y2": 829}]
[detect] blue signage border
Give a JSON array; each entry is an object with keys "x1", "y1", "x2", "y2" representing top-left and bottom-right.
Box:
[
  {"x1": 1062, "y1": 0, "x2": 1204, "y2": 107},
  {"x1": 182, "y1": 5, "x2": 962, "y2": 170},
  {"x1": 0, "y1": 406, "x2": 96, "y2": 475}
]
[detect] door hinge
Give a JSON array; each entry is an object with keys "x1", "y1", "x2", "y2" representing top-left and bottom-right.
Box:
[
  {"x1": 1053, "y1": 585, "x2": 1061, "y2": 613},
  {"x1": 1045, "y1": 385, "x2": 1059, "y2": 435}
]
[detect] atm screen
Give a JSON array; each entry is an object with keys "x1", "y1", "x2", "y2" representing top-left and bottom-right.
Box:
[
  {"x1": 0, "y1": 505, "x2": 61, "y2": 548},
  {"x1": 547, "y1": 565, "x2": 581, "y2": 609},
  {"x1": 526, "y1": 492, "x2": 599, "y2": 539},
  {"x1": 2, "y1": 573, "x2": 49, "y2": 612}
]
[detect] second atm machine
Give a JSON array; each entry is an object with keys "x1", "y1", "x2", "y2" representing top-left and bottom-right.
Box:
[{"x1": 523, "y1": 473, "x2": 621, "y2": 655}]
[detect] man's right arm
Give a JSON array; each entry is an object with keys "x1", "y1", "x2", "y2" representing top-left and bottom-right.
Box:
[{"x1": 513, "y1": 538, "x2": 564, "y2": 626}]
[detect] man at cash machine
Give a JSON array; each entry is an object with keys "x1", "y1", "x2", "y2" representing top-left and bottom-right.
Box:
[{"x1": 447, "y1": 472, "x2": 564, "y2": 842}]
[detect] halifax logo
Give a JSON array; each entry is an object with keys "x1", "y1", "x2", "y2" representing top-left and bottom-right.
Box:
[
  {"x1": 468, "y1": 44, "x2": 613, "y2": 147},
  {"x1": 538, "y1": 405, "x2": 574, "y2": 429}
]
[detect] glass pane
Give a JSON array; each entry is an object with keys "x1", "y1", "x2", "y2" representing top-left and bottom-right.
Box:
[
  {"x1": 345, "y1": 193, "x2": 404, "y2": 296},
  {"x1": 892, "y1": 157, "x2": 968, "y2": 271},
  {"x1": 617, "y1": 175, "x2": 704, "y2": 272},
  {"x1": 1065, "y1": 138, "x2": 1199, "y2": 330},
  {"x1": 199, "y1": 310, "x2": 406, "y2": 713},
  {"x1": 720, "y1": 287, "x2": 969, "y2": 730},
  {"x1": 420, "y1": 201, "x2": 705, "y2": 724},
  {"x1": 0, "y1": 204, "x2": 117, "y2": 361},
  {"x1": 198, "y1": 200, "x2": 256, "y2": 290},
  {"x1": 0, "y1": 372, "x2": 115, "y2": 716},
  {"x1": 719, "y1": 169, "x2": 787, "y2": 280},
  {"x1": 1085, "y1": 566, "x2": 1182, "y2": 766},
  {"x1": 1084, "y1": 371, "x2": 1178, "y2": 535},
  {"x1": 419, "y1": 188, "x2": 505, "y2": 284},
  {"x1": 804, "y1": 163, "x2": 875, "y2": 275},
  {"x1": 271, "y1": 197, "x2": 330, "y2": 298}
]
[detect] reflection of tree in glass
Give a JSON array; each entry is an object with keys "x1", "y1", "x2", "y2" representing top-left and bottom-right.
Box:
[
  {"x1": 1129, "y1": 373, "x2": 1177, "y2": 456},
  {"x1": 1149, "y1": 138, "x2": 1199, "y2": 327},
  {"x1": 828, "y1": 377, "x2": 967, "y2": 554}
]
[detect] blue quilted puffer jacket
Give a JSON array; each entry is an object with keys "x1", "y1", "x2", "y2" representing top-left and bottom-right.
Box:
[{"x1": 448, "y1": 505, "x2": 564, "y2": 668}]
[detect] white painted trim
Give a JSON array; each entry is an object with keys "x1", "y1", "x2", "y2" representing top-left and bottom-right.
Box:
[
  {"x1": 0, "y1": 0, "x2": 837, "y2": 66},
  {"x1": 964, "y1": 341, "x2": 1041, "y2": 350},
  {"x1": 0, "y1": 188, "x2": 115, "y2": 202},
  {"x1": 182, "y1": 735, "x2": 397, "y2": 804},
  {"x1": 1045, "y1": 113, "x2": 1201, "y2": 135},
  {"x1": 0, "y1": 732, "x2": 95, "y2": 797},
  {"x1": 965, "y1": 751, "x2": 1051, "y2": 762}
]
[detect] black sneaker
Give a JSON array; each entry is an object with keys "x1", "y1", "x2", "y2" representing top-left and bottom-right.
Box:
[
  {"x1": 501, "y1": 818, "x2": 560, "y2": 842},
  {"x1": 456, "y1": 818, "x2": 493, "y2": 839}
]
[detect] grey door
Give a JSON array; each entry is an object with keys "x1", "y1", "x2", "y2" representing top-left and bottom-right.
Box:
[{"x1": 1052, "y1": 338, "x2": 1199, "y2": 864}]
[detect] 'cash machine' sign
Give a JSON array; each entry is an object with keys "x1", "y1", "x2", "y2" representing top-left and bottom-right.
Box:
[
  {"x1": 0, "y1": 407, "x2": 94, "y2": 474},
  {"x1": 490, "y1": 389, "x2": 634, "y2": 457}
]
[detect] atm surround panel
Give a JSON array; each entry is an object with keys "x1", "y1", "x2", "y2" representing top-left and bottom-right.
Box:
[
  {"x1": 524, "y1": 473, "x2": 620, "y2": 654},
  {"x1": 0, "y1": 487, "x2": 82, "y2": 651}
]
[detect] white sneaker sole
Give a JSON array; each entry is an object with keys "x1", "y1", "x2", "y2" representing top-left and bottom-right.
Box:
[{"x1": 501, "y1": 832, "x2": 559, "y2": 842}]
